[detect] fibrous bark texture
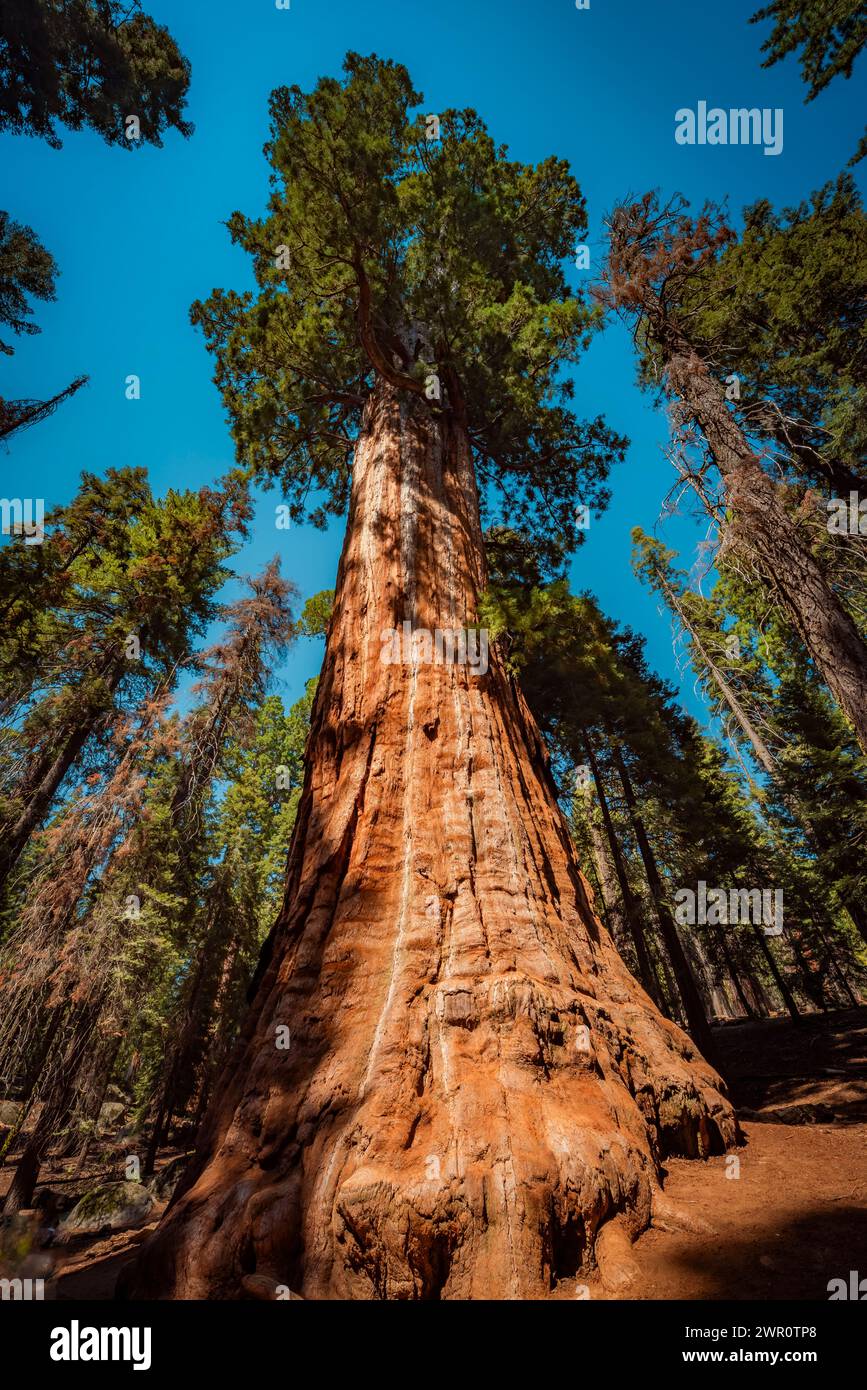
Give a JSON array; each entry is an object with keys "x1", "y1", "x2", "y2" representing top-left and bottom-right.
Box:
[{"x1": 129, "y1": 383, "x2": 737, "y2": 1300}]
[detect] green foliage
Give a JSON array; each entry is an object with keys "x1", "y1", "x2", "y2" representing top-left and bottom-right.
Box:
[
  {"x1": 632, "y1": 525, "x2": 867, "y2": 976},
  {"x1": 295, "y1": 590, "x2": 334, "y2": 639},
  {"x1": 0, "y1": 469, "x2": 242, "y2": 895},
  {"x1": 191, "y1": 52, "x2": 625, "y2": 543},
  {"x1": 484, "y1": 540, "x2": 864, "y2": 1015},
  {"x1": 126, "y1": 681, "x2": 314, "y2": 1134},
  {"x1": 0, "y1": 210, "x2": 57, "y2": 352},
  {"x1": 682, "y1": 177, "x2": 867, "y2": 491},
  {"x1": 0, "y1": 509, "x2": 312, "y2": 1174},
  {"x1": 0, "y1": 0, "x2": 193, "y2": 148},
  {"x1": 215, "y1": 686, "x2": 312, "y2": 930},
  {"x1": 751, "y1": 0, "x2": 867, "y2": 99},
  {"x1": 750, "y1": 3, "x2": 867, "y2": 162}
]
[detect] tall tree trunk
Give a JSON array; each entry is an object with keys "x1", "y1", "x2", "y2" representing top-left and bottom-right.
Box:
[
  {"x1": 73, "y1": 1035, "x2": 122, "y2": 1176},
  {"x1": 0, "y1": 658, "x2": 124, "y2": 893},
  {"x1": 668, "y1": 350, "x2": 867, "y2": 754},
  {"x1": 585, "y1": 809, "x2": 621, "y2": 934},
  {"x1": 128, "y1": 382, "x2": 736, "y2": 1301},
  {"x1": 190, "y1": 936, "x2": 242, "y2": 1139},
  {"x1": 845, "y1": 901, "x2": 867, "y2": 951},
  {"x1": 581, "y1": 733, "x2": 665, "y2": 1011},
  {"x1": 747, "y1": 919, "x2": 800, "y2": 1021},
  {"x1": 2, "y1": 1001, "x2": 102, "y2": 1212},
  {"x1": 712, "y1": 926, "x2": 758, "y2": 1020},
  {"x1": 608, "y1": 743, "x2": 717, "y2": 1065},
  {"x1": 144, "y1": 903, "x2": 221, "y2": 1176},
  {"x1": 655, "y1": 570, "x2": 777, "y2": 777},
  {"x1": 809, "y1": 917, "x2": 859, "y2": 1007}
]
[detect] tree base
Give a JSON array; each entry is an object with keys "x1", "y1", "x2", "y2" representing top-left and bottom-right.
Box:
[
  {"x1": 126, "y1": 384, "x2": 739, "y2": 1300},
  {"x1": 128, "y1": 956, "x2": 737, "y2": 1300}
]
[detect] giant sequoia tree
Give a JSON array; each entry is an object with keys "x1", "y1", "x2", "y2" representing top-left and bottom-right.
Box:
[{"x1": 130, "y1": 54, "x2": 736, "y2": 1302}]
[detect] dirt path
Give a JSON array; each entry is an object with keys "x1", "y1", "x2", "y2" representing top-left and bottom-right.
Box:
[
  {"x1": 573, "y1": 1007, "x2": 867, "y2": 1300},
  {"x1": 578, "y1": 1119, "x2": 867, "y2": 1300}
]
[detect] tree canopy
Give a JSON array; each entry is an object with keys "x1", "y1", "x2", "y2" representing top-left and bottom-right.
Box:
[
  {"x1": 751, "y1": 0, "x2": 867, "y2": 99},
  {"x1": 0, "y1": 0, "x2": 193, "y2": 148},
  {"x1": 0, "y1": 210, "x2": 58, "y2": 353},
  {"x1": 673, "y1": 177, "x2": 867, "y2": 495},
  {"x1": 191, "y1": 51, "x2": 625, "y2": 543}
]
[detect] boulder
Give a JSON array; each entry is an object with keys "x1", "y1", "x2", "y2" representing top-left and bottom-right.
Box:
[
  {"x1": 0, "y1": 1099, "x2": 22, "y2": 1127},
  {"x1": 97, "y1": 1102, "x2": 126, "y2": 1132},
  {"x1": 60, "y1": 1182, "x2": 154, "y2": 1238},
  {"x1": 146, "y1": 1152, "x2": 194, "y2": 1202}
]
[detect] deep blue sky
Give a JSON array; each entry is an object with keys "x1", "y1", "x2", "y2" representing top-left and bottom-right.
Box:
[{"x1": 2, "y1": 0, "x2": 863, "y2": 714}]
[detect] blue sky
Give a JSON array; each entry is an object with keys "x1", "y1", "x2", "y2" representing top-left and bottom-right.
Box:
[{"x1": 1, "y1": 0, "x2": 864, "y2": 715}]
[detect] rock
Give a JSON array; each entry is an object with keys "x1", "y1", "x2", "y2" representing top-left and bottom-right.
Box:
[
  {"x1": 60, "y1": 1182, "x2": 154, "y2": 1238},
  {"x1": 0, "y1": 1099, "x2": 22, "y2": 1126},
  {"x1": 98, "y1": 1102, "x2": 126, "y2": 1131},
  {"x1": 146, "y1": 1153, "x2": 193, "y2": 1202}
]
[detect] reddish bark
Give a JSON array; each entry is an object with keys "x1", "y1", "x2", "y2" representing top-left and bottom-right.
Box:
[{"x1": 129, "y1": 383, "x2": 737, "y2": 1300}]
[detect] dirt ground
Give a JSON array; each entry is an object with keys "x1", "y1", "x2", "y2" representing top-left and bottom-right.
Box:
[
  {"x1": 576, "y1": 1006, "x2": 867, "y2": 1301},
  {"x1": 5, "y1": 1006, "x2": 866, "y2": 1300}
]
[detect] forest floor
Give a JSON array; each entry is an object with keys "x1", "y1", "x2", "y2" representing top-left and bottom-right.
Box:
[
  {"x1": 573, "y1": 1004, "x2": 867, "y2": 1301},
  {"x1": 3, "y1": 1006, "x2": 865, "y2": 1300}
]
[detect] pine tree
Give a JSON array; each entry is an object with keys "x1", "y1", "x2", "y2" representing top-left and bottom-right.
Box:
[
  {"x1": 632, "y1": 529, "x2": 866, "y2": 994},
  {"x1": 0, "y1": 689, "x2": 180, "y2": 1208},
  {"x1": 140, "y1": 685, "x2": 313, "y2": 1158},
  {"x1": 0, "y1": 210, "x2": 57, "y2": 349},
  {"x1": 0, "y1": 0, "x2": 192, "y2": 148},
  {"x1": 605, "y1": 195, "x2": 867, "y2": 754},
  {"x1": 0, "y1": 565, "x2": 300, "y2": 1206},
  {"x1": 143, "y1": 563, "x2": 297, "y2": 1170},
  {"x1": 0, "y1": 1, "x2": 192, "y2": 440},
  {"x1": 672, "y1": 177, "x2": 867, "y2": 495},
  {"x1": 0, "y1": 473, "x2": 240, "y2": 898},
  {"x1": 0, "y1": 209, "x2": 86, "y2": 442}
]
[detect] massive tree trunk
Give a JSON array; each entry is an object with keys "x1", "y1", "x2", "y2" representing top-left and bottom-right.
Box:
[{"x1": 128, "y1": 382, "x2": 737, "y2": 1301}]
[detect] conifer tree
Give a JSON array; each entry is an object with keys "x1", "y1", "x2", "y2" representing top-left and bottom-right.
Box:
[
  {"x1": 0, "y1": 475, "x2": 241, "y2": 897},
  {"x1": 671, "y1": 177, "x2": 867, "y2": 496},
  {"x1": 0, "y1": 0, "x2": 192, "y2": 148},
  {"x1": 605, "y1": 195, "x2": 867, "y2": 754},
  {"x1": 750, "y1": 0, "x2": 867, "y2": 161}
]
